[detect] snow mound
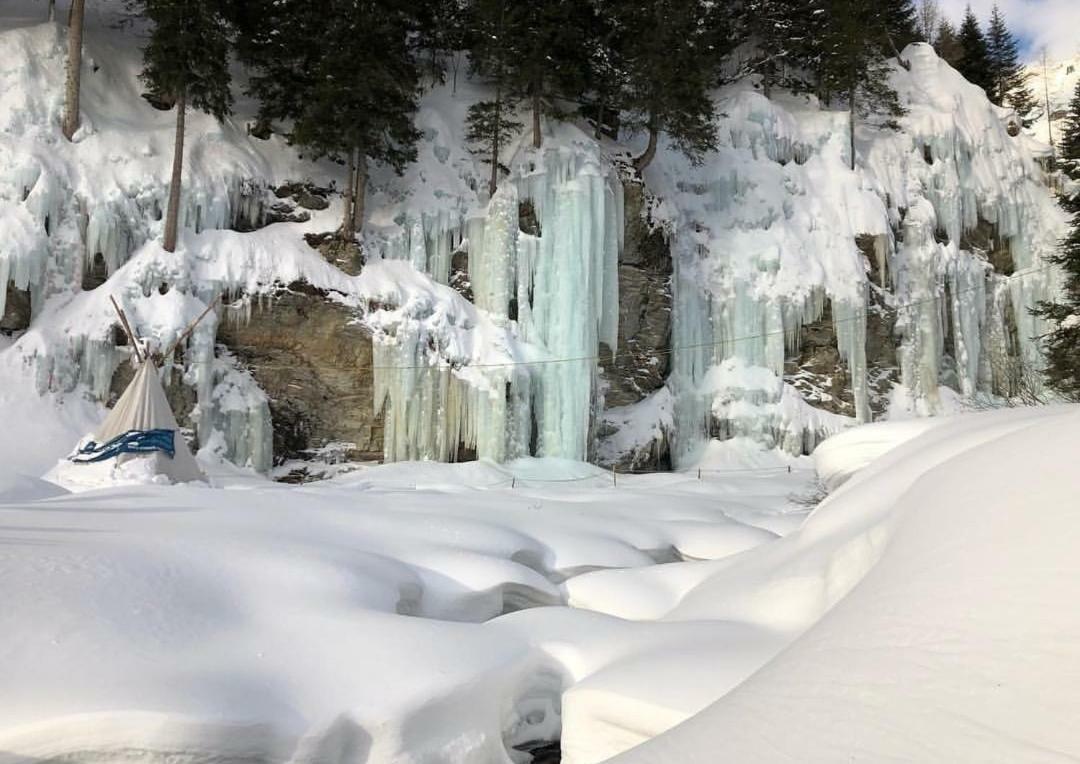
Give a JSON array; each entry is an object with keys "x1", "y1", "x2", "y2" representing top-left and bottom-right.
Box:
[{"x1": 610, "y1": 404, "x2": 1080, "y2": 763}]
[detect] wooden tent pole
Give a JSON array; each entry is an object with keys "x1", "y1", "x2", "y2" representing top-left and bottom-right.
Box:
[
  {"x1": 165, "y1": 294, "x2": 220, "y2": 359},
  {"x1": 109, "y1": 295, "x2": 144, "y2": 363}
]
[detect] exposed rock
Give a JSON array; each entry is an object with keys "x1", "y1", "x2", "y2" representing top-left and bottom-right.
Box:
[
  {"x1": 960, "y1": 218, "x2": 1014, "y2": 275},
  {"x1": 296, "y1": 190, "x2": 329, "y2": 211},
  {"x1": 314, "y1": 236, "x2": 363, "y2": 276},
  {"x1": 1, "y1": 282, "x2": 31, "y2": 334},
  {"x1": 450, "y1": 249, "x2": 473, "y2": 302},
  {"x1": 600, "y1": 181, "x2": 672, "y2": 409},
  {"x1": 784, "y1": 300, "x2": 855, "y2": 416},
  {"x1": 265, "y1": 201, "x2": 311, "y2": 226},
  {"x1": 518, "y1": 200, "x2": 540, "y2": 236},
  {"x1": 216, "y1": 284, "x2": 383, "y2": 465},
  {"x1": 82, "y1": 252, "x2": 108, "y2": 291}
]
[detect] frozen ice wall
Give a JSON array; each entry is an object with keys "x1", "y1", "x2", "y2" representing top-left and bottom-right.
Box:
[
  {"x1": 649, "y1": 43, "x2": 1065, "y2": 466},
  {"x1": 370, "y1": 141, "x2": 623, "y2": 463}
]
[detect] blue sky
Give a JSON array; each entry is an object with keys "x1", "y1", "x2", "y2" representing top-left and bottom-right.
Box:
[{"x1": 937, "y1": 0, "x2": 1080, "y2": 61}]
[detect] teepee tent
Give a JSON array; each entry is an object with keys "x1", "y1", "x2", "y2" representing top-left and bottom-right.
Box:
[
  {"x1": 72, "y1": 360, "x2": 206, "y2": 483},
  {"x1": 63, "y1": 296, "x2": 210, "y2": 485}
]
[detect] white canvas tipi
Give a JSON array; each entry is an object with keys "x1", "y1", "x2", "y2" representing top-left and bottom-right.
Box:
[{"x1": 87, "y1": 361, "x2": 205, "y2": 483}]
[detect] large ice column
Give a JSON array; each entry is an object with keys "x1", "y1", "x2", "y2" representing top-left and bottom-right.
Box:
[
  {"x1": 517, "y1": 149, "x2": 621, "y2": 460},
  {"x1": 668, "y1": 241, "x2": 716, "y2": 467}
]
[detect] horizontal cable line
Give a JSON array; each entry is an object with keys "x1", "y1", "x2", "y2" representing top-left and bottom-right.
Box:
[{"x1": 148, "y1": 262, "x2": 1054, "y2": 374}]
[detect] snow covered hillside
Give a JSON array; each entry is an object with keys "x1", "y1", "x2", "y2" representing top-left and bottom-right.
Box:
[
  {"x1": 1025, "y1": 52, "x2": 1080, "y2": 152},
  {"x1": 0, "y1": 2, "x2": 1068, "y2": 477}
]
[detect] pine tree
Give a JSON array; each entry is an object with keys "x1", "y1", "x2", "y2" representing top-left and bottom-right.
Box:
[
  {"x1": 1032, "y1": 82, "x2": 1080, "y2": 398},
  {"x1": 986, "y1": 3, "x2": 1035, "y2": 123},
  {"x1": 883, "y1": 0, "x2": 920, "y2": 54},
  {"x1": 469, "y1": 0, "x2": 591, "y2": 151},
  {"x1": 817, "y1": 0, "x2": 906, "y2": 171},
  {"x1": 617, "y1": 0, "x2": 727, "y2": 173},
  {"x1": 957, "y1": 5, "x2": 992, "y2": 93},
  {"x1": 738, "y1": 0, "x2": 802, "y2": 97},
  {"x1": 408, "y1": 0, "x2": 470, "y2": 91},
  {"x1": 465, "y1": 100, "x2": 523, "y2": 190},
  {"x1": 934, "y1": 19, "x2": 963, "y2": 68},
  {"x1": 241, "y1": 0, "x2": 422, "y2": 240},
  {"x1": 134, "y1": 0, "x2": 233, "y2": 253}
]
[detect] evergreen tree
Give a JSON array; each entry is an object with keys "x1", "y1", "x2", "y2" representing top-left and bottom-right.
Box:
[
  {"x1": 134, "y1": 0, "x2": 233, "y2": 253},
  {"x1": 984, "y1": 5, "x2": 1038, "y2": 125},
  {"x1": 1032, "y1": 82, "x2": 1080, "y2": 398},
  {"x1": 883, "y1": 0, "x2": 920, "y2": 54},
  {"x1": 934, "y1": 19, "x2": 963, "y2": 68},
  {"x1": 957, "y1": 5, "x2": 992, "y2": 93},
  {"x1": 469, "y1": 0, "x2": 591, "y2": 151},
  {"x1": 465, "y1": 100, "x2": 523, "y2": 190},
  {"x1": 817, "y1": 0, "x2": 906, "y2": 171},
  {"x1": 738, "y1": 0, "x2": 806, "y2": 97},
  {"x1": 617, "y1": 0, "x2": 727, "y2": 172},
  {"x1": 581, "y1": 0, "x2": 632, "y2": 139},
  {"x1": 467, "y1": 0, "x2": 520, "y2": 195},
  {"x1": 241, "y1": 0, "x2": 422, "y2": 240},
  {"x1": 408, "y1": 0, "x2": 470, "y2": 91}
]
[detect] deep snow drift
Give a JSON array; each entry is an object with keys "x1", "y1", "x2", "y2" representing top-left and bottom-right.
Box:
[
  {"x1": 612, "y1": 404, "x2": 1080, "y2": 763},
  {"x1": 2, "y1": 398, "x2": 1077, "y2": 762}
]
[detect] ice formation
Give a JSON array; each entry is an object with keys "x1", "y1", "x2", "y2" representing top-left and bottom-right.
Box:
[
  {"x1": 369, "y1": 143, "x2": 623, "y2": 463},
  {"x1": 0, "y1": 11, "x2": 1067, "y2": 473}
]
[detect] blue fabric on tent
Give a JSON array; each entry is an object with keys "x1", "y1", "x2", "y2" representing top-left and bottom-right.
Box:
[{"x1": 70, "y1": 429, "x2": 176, "y2": 464}]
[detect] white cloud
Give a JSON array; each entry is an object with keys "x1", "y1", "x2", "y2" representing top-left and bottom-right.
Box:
[{"x1": 935, "y1": 0, "x2": 1080, "y2": 62}]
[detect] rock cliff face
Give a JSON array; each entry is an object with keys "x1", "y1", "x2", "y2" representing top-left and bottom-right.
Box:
[
  {"x1": 215, "y1": 285, "x2": 383, "y2": 465},
  {"x1": 1, "y1": 283, "x2": 30, "y2": 334},
  {"x1": 600, "y1": 181, "x2": 673, "y2": 409}
]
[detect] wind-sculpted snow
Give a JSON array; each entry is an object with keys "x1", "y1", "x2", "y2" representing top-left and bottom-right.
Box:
[
  {"x1": 0, "y1": 450, "x2": 806, "y2": 764},
  {"x1": 609, "y1": 404, "x2": 1080, "y2": 764}
]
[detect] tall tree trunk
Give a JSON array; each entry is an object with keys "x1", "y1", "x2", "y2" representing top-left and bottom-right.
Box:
[
  {"x1": 489, "y1": 80, "x2": 502, "y2": 198},
  {"x1": 352, "y1": 151, "x2": 367, "y2": 234},
  {"x1": 594, "y1": 93, "x2": 606, "y2": 141},
  {"x1": 848, "y1": 80, "x2": 857, "y2": 171},
  {"x1": 341, "y1": 149, "x2": 356, "y2": 241},
  {"x1": 633, "y1": 117, "x2": 659, "y2": 174},
  {"x1": 163, "y1": 89, "x2": 187, "y2": 253},
  {"x1": 62, "y1": 0, "x2": 86, "y2": 141},
  {"x1": 531, "y1": 83, "x2": 542, "y2": 149}
]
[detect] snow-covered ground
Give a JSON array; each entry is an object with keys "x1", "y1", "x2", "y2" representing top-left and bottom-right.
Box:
[{"x1": 2, "y1": 396, "x2": 1077, "y2": 762}]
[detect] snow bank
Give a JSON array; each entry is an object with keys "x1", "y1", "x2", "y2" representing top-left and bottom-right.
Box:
[{"x1": 610, "y1": 404, "x2": 1080, "y2": 763}]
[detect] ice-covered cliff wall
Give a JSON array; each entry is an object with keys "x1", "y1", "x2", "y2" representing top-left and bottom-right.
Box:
[
  {"x1": 0, "y1": 11, "x2": 1066, "y2": 474},
  {"x1": 641, "y1": 43, "x2": 1065, "y2": 466}
]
